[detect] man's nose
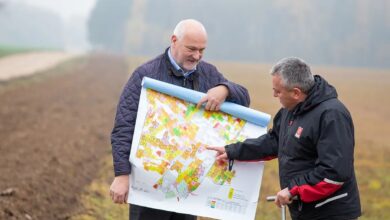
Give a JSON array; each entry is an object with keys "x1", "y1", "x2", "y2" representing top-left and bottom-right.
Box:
[{"x1": 193, "y1": 51, "x2": 201, "y2": 60}]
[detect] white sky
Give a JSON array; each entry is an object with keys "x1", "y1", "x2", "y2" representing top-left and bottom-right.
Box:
[{"x1": 22, "y1": 0, "x2": 96, "y2": 21}]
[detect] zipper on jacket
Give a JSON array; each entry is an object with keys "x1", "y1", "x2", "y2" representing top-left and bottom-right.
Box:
[
  {"x1": 183, "y1": 77, "x2": 187, "y2": 87},
  {"x1": 281, "y1": 112, "x2": 294, "y2": 155}
]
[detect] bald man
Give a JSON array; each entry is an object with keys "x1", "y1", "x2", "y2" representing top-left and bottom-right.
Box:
[{"x1": 109, "y1": 19, "x2": 250, "y2": 220}]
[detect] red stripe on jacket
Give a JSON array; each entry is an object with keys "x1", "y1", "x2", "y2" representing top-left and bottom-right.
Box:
[{"x1": 289, "y1": 180, "x2": 343, "y2": 203}]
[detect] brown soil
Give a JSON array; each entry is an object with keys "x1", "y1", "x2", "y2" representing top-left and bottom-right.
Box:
[{"x1": 0, "y1": 55, "x2": 129, "y2": 219}]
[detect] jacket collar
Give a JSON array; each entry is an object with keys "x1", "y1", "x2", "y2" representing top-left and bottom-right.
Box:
[{"x1": 292, "y1": 75, "x2": 338, "y2": 115}]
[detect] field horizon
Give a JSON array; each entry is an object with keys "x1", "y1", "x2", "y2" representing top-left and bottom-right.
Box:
[{"x1": 0, "y1": 54, "x2": 388, "y2": 220}]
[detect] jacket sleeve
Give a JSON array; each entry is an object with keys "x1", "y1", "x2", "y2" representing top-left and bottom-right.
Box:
[
  {"x1": 225, "y1": 110, "x2": 282, "y2": 161},
  {"x1": 220, "y1": 80, "x2": 250, "y2": 107},
  {"x1": 111, "y1": 70, "x2": 144, "y2": 176},
  {"x1": 288, "y1": 109, "x2": 355, "y2": 203}
]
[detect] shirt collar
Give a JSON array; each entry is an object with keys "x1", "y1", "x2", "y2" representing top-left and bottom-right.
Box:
[{"x1": 168, "y1": 48, "x2": 196, "y2": 77}]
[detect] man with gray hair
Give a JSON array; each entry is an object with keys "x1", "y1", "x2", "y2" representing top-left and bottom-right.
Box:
[
  {"x1": 208, "y1": 57, "x2": 361, "y2": 219},
  {"x1": 109, "y1": 19, "x2": 250, "y2": 220}
]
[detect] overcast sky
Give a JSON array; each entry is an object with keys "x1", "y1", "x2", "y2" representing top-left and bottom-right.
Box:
[{"x1": 22, "y1": 0, "x2": 96, "y2": 21}]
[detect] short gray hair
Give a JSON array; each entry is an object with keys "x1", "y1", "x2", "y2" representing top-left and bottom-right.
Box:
[
  {"x1": 173, "y1": 19, "x2": 207, "y2": 40},
  {"x1": 270, "y1": 57, "x2": 315, "y2": 93}
]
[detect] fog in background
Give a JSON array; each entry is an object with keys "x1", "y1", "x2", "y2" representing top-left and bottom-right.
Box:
[
  {"x1": 1, "y1": 0, "x2": 389, "y2": 68},
  {"x1": 0, "y1": 0, "x2": 95, "y2": 51}
]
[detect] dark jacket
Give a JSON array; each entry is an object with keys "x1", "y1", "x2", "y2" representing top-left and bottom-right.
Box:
[
  {"x1": 226, "y1": 75, "x2": 361, "y2": 220},
  {"x1": 111, "y1": 48, "x2": 250, "y2": 177}
]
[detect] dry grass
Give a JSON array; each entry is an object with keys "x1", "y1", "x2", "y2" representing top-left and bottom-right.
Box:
[
  {"x1": 75, "y1": 57, "x2": 390, "y2": 220},
  {"x1": 71, "y1": 155, "x2": 129, "y2": 220}
]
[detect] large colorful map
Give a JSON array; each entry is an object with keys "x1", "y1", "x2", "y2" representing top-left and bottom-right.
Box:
[{"x1": 128, "y1": 77, "x2": 270, "y2": 220}]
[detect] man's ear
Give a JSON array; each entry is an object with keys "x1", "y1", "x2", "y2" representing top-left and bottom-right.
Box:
[
  {"x1": 171, "y1": 35, "x2": 177, "y2": 44},
  {"x1": 292, "y1": 87, "x2": 303, "y2": 99}
]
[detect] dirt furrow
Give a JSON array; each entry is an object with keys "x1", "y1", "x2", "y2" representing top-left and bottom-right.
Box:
[{"x1": 0, "y1": 54, "x2": 129, "y2": 219}]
